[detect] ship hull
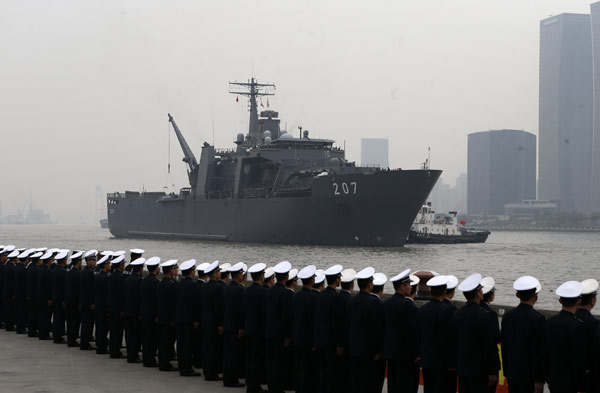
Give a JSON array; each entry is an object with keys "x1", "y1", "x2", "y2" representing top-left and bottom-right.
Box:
[
  {"x1": 107, "y1": 170, "x2": 441, "y2": 247},
  {"x1": 406, "y1": 229, "x2": 490, "y2": 244}
]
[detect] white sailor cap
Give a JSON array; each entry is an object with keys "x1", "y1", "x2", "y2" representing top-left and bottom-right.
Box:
[
  {"x1": 242, "y1": 263, "x2": 248, "y2": 273},
  {"x1": 390, "y1": 269, "x2": 411, "y2": 283},
  {"x1": 205, "y1": 260, "x2": 220, "y2": 274},
  {"x1": 100, "y1": 250, "x2": 113, "y2": 257},
  {"x1": 84, "y1": 250, "x2": 98, "y2": 259},
  {"x1": 17, "y1": 250, "x2": 31, "y2": 259},
  {"x1": 55, "y1": 250, "x2": 69, "y2": 260},
  {"x1": 160, "y1": 259, "x2": 178, "y2": 268},
  {"x1": 248, "y1": 263, "x2": 266, "y2": 274},
  {"x1": 513, "y1": 276, "x2": 540, "y2": 292},
  {"x1": 16, "y1": 248, "x2": 26, "y2": 252},
  {"x1": 314, "y1": 270, "x2": 325, "y2": 285},
  {"x1": 409, "y1": 274, "x2": 420, "y2": 286},
  {"x1": 581, "y1": 279, "x2": 599, "y2": 295},
  {"x1": 341, "y1": 269, "x2": 356, "y2": 283},
  {"x1": 264, "y1": 267, "x2": 275, "y2": 279},
  {"x1": 3, "y1": 245, "x2": 16, "y2": 253},
  {"x1": 355, "y1": 267, "x2": 375, "y2": 280},
  {"x1": 458, "y1": 273, "x2": 482, "y2": 292},
  {"x1": 31, "y1": 252, "x2": 43, "y2": 258},
  {"x1": 324, "y1": 264, "x2": 343, "y2": 276},
  {"x1": 70, "y1": 251, "x2": 83, "y2": 260},
  {"x1": 298, "y1": 265, "x2": 317, "y2": 280},
  {"x1": 273, "y1": 261, "x2": 292, "y2": 274},
  {"x1": 130, "y1": 249, "x2": 145, "y2": 255},
  {"x1": 556, "y1": 281, "x2": 583, "y2": 298},
  {"x1": 96, "y1": 255, "x2": 110, "y2": 265},
  {"x1": 180, "y1": 259, "x2": 196, "y2": 271},
  {"x1": 130, "y1": 257, "x2": 146, "y2": 266},
  {"x1": 111, "y1": 255, "x2": 125, "y2": 264},
  {"x1": 196, "y1": 262, "x2": 210, "y2": 273},
  {"x1": 47, "y1": 248, "x2": 59, "y2": 254},
  {"x1": 8, "y1": 250, "x2": 19, "y2": 258},
  {"x1": 40, "y1": 251, "x2": 53, "y2": 260},
  {"x1": 220, "y1": 263, "x2": 232, "y2": 273},
  {"x1": 288, "y1": 268, "x2": 298, "y2": 281},
  {"x1": 229, "y1": 262, "x2": 246, "y2": 273},
  {"x1": 145, "y1": 256, "x2": 161, "y2": 267},
  {"x1": 373, "y1": 273, "x2": 387, "y2": 286},
  {"x1": 446, "y1": 275, "x2": 459, "y2": 290},
  {"x1": 113, "y1": 250, "x2": 126, "y2": 257},
  {"x1": 35, "y1": 247, "x2": 48, "y2": 252},
  {"x1": 481, "y1": 276, "x2": 495, "y2": 295},
  {"x1": 536, "y1": 283, "x2": 542, "y2": 294},
  {"x1": 427, "y1": 275, "x2": 449, "y2": 287}
]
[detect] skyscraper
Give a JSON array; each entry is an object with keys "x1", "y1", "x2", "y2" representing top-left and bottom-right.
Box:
[
  {"x1": 538, "y1": 13, "x2": 594, "y2": 213},
  {"x1": 360, "y1": 138, "x2": 389, "y2": 168},
  {"x1": 590, "y1": 3, "x2": 600, "y2": 212},
  {"x1": 468, "y1": 130, "x2": 536, "y2": 215}
]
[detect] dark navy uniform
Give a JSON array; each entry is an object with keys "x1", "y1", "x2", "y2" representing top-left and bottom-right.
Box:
[
  {"x1": 51, "y1": 265, "x2": 66, "y2": 343},
  {"x1": 202, "y1": 279, "x2": 224, "y2": 379},
  {"x1": 79, "y1": 265, "x2": 95, "y2": 349},
  {"x1": 93, "y1": 270, "x2": 109, "y2": 353},
  {"x1": 383, "y1": 293, "x2": 420, "y2": 393},
  {"x1": 453, "y1": 302, "x2": 498, "y2": 393},
  {"x1": 192, "y1": 278, "x2": 206, "y2": 369},
  {"x1": 26, "y1": 261, "x2": 39, "y2": 337},
  {"x1": 337, "y1": 289, "x2": 353, "y2": 393},
  {"x1": 419, "y1": 298, "x2": 456, "y2": 393},
  {"x1": 442, "y1": 298, "x2": 458, "y2": 393},
  {"x1": 480, "y1": 301, "x2": 500, "y2": 393},
  {"x1": 175, "y1": 276, "x2": 198, "y2": 375},
  {"x1": 140, "y1": 273, "x2": 159, "y2": 366},
  {"x1": 124, "y1": 272, "x2": 142, "y2": 362},
  {"x1": 264, "y1": 282, "x2": 293, "y2": 393},
  {"x1": 14, "y1": 261, "x2": 28, "y2": 333},
  {"x1": 36, "y1": 263, "x2": 53, "y2": 339},
  {"x1": 65, "y1": 265, "x2": 81, "y2": 346},
  {"x1": 107, "y1": 269, "x2": 125, "y2": 357},
  {"x1": 223, "y1": 280, "x2": 245, "y2": 386},
  {"x1": 156, "y1": 276, "x2": 177, "y2": 370},
  {"x1": 576, "y1": 308, "x2": 599, "y2": 393},
  {"x1": 243, "y1": 281, "x2": 267, "y2": 393},
  {"x1": 292, "y1": 286, "x2": 316, "y2": 393},
  {"x1": 0, "y1": 259, "x2": 5, "y2": 328},
  {"x1": 3, "y1": 261, "x2": 16, "y2": 330},
  {"x1": 313, "y1": 286, "x2": 342, "y2": 393},
  {"x1": 544, "y1": 310, "x2": 587, "y2": 392},
  {"x1": 500, "y1": 303, "x2": 545, "y2": 392}
]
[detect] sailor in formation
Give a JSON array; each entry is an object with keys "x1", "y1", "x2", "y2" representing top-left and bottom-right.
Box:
[{"x1": 5, "y1": 243, "x2": 600, "y2": 393}]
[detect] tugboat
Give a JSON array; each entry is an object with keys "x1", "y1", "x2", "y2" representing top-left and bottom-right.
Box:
[{"x1": 406, "y1": 203, "x2": 490, "y2": 244}]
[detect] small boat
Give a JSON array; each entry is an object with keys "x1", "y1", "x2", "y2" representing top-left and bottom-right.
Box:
[
  {"x1": 406, "y1": 203, "x2": 490, "y2": 244},
  {"x1": 100, "y1": 219, "x2": 108, "y2": 229}
]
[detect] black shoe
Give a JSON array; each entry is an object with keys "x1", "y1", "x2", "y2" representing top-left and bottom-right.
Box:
[
  {"x1": 205, "y1": 376, "x2": 223, "y2": 381},
  {"x1": 67, "y1": 343, "x2": 79, "y2": 347},
  {"x1": 143, "y1": 363, "x2": 159, "y2": 368},
  {"x1": 224, "y1": 382, "x2": 245, "y2": 388},
  {"x1": 80, "y1": 345, "x2": 95, "y2": 351},
  {"x1": 28, "y1": 333, "x2": 38, "y2": 338},
  {"x1": 96, "y1": 349, "x2": 109, "y2": 355},
  {"x1": 6, "y1": 327, "x2": 15, "y2": 332},
  {"x1": 110, "y1": 353, "x2": 124, "y2": 359},
  {"x1": 180, "y1": 371, "x2": 201, "y2": 377},
  {"x1": 16, "y1": 329, "x2": 27, "y2": 334},
  {"x1": 38, "y1": 336, "x2": 52, "y2": 340},
  {"x1": 127, "y1": 359, "x2": 142, "y2": 364},
  {"x1": 159, "y1": 365, "x2": 179, "y2": 372},
  {"x1": 54, "y1": 338, "x2": 66, "y2": 344}
]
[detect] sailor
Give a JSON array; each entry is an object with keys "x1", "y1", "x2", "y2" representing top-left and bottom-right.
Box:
[
  {"x1": 443, "y1": 274, "x2": 459, "y2": 393},
  {"x1": 545, "y1": 281, "x2": 588, "y2": 392},
  {"x1": 577, "y1": 279, "x2": 599, "y2": 393},
  {"x1": 408, "y1": 274, "x2": 419, "y2": 301},
  {"x1": 156, "y1": 259, "x2": 179, "y2": 372},
  {"x1": 347, "y1": 266, "x2": 379, "y2": 393},
  {"x1": 244, "y1": 262, "x2": 268, "y2": 393},
  {"x1": 125, "y1": 249, "x2": 144, "y2": 277},
  {"x1": 3, "y1": 250, "x2": 18, "y2": 331},
  {"x1": 337, "y1": 268, "x2": 356, "y2": 393},
  {"x1": 313, "y1": 264, "x2": 343, "y2": 393},
  {"x1": 219, "y1": 263, "x2": 232, "y2": 286},
  {"x1": 370, "y1": 272, "x2": 387, "y2": 393},
  {"x1": 65, "y1": 251, "x2": 83, "y2": 346},
  {"x1": 500, "y1": 276, "x2": 545, "y2": 393},
  {"x1": 444, "y1": 275, "x2": 459, "y2": 310},
  {"x1": 107, "y1": 254, "x2": 126, "y2": 358},
  {"x1": 26, "y1": 251, "x2": 42, "y2": 337},
  {"x1": 79, "y1": 250, "x2": 97, "y2": 350},
  {"x1": 93, "y1": 254, "x2": 111, "y2": 354},
  {"x1": 453, "y1": 273, "x2": 498, "y2": 393},
  {"x1": 222, "y1": 261, "x2": 247, "y2": 387},
  {"x1": 264, "y1": 261, "x2": 293, "y2": 393},
  {"x1": 175, "y1": 259, "x2": 201, "y2": 377},
  {"x1": 140, "y1": 256, "x2": 161, "y2": 367},
  {"x1": 263, "y1": 267, "x2": 275, "y2": 288},
  {"x1": 36, "y1": 251, "x2": 54, "y2": 340},
  {"x1": 124, "y1": 257, "x2": 145, "y2": 363},
  {"x1": 419, "y1": 275, "x2": 456, "y2": 393},
  {"x1": 292, "y1": 264, "x2": 317, "y2": 393},
  {"x1": 480, "y1": 276, "x2": 501, "y2": 393},
  {"x1": 283, "y1": 267, "x2": 298, "y2": 390},
  {"x1": 0, "y1": 246, "x2": 11, "y2": 329},
  {"x1": 313, "y1": 270, "x2": 325, "y2": 292},
  {"x1": 202, "y1": 260, "x2": 224, "y2": 380},
  {"x1": 51, "y1": 250, "x2": 69, "y2": 344},
  {"x1": 192, "y1": 262, "x2": 209, "y2": 370},
  {"x1": 14, "y1": 250, "x2": 31, "y2": 334},
  {"x1": 384, "y1": 269, "x2": 420, "y2": 393}
]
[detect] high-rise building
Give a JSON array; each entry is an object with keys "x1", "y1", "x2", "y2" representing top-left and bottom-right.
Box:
[
  {"x1": 590, "y1": 3, "x2": 600, "y2": 212},
  {"x1": 468, "y1": 130, "x2": 536, "y2": 215},
  {"x1": 539, "y1": 13, "x2": 594, "y2": 213},
  {"x1": 360, "y1": 138, "x2": 389, "y2": 168}
]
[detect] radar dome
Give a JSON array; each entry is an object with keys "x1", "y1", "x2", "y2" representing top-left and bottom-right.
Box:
[
  {"x1": 264, "y1": 136, "x2": 272, "y2": 144},
  {"x1": 330, "y1": 158, "x2": 342, "y2": 166},
  {"x1": 280, "y1": 133, "x2": 294, "y2": 140},
  {"x1": 236, "y1": 133, "x2": 244, "y2": 143},
  {"x1": 264, "y1": 130, "x2": 272, "y2": 139}
]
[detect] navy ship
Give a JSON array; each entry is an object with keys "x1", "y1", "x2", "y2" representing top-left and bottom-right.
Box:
[{"x1": 107, "y1": 79, "x2": 441, "y2": 246}]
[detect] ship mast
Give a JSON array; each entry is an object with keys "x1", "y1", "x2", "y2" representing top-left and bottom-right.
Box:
[{"x1": 229, "y1": 78, "x2": 275, "y2": 146}]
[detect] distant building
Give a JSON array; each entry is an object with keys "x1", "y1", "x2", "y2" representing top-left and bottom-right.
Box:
[
  {"x1": 361, "y1": 138, "x2": 388, "y2": 168},
  {"x1": 539, "y1": 13, "x2": 594, "y2": 213},
  {"x1": 504, "y1": 200, "x2": 560, "y2": 216},
  {"x1": 428, "y1": 173, "x2": 467, "y2": 214},
  {"x1": 468, "y1": 130, "x2": 536, "y2": 215},
  {"x1": 591, "y1": 3, "x2": 600, "y2": 212}
]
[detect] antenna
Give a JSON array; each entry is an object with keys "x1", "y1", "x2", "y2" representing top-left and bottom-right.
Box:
[
  {"x1": 428, "y1": 146, "x2": 431, "y2": 168},
  {"x1": 229, "y1": 78, "x2": 275, "y2": 145},
  {"x1": 212, "y1": 105, "x2": 215, "y2": 146}
]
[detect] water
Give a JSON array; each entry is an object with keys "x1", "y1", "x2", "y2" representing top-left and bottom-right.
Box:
[{"x1": 2, "y1": 224, "x2": 599, "y2": 312}]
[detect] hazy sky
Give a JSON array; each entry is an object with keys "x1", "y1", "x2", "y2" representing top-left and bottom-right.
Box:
[{"x1": 0, "y1": 0, "x2": 594, "y2": 224}]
